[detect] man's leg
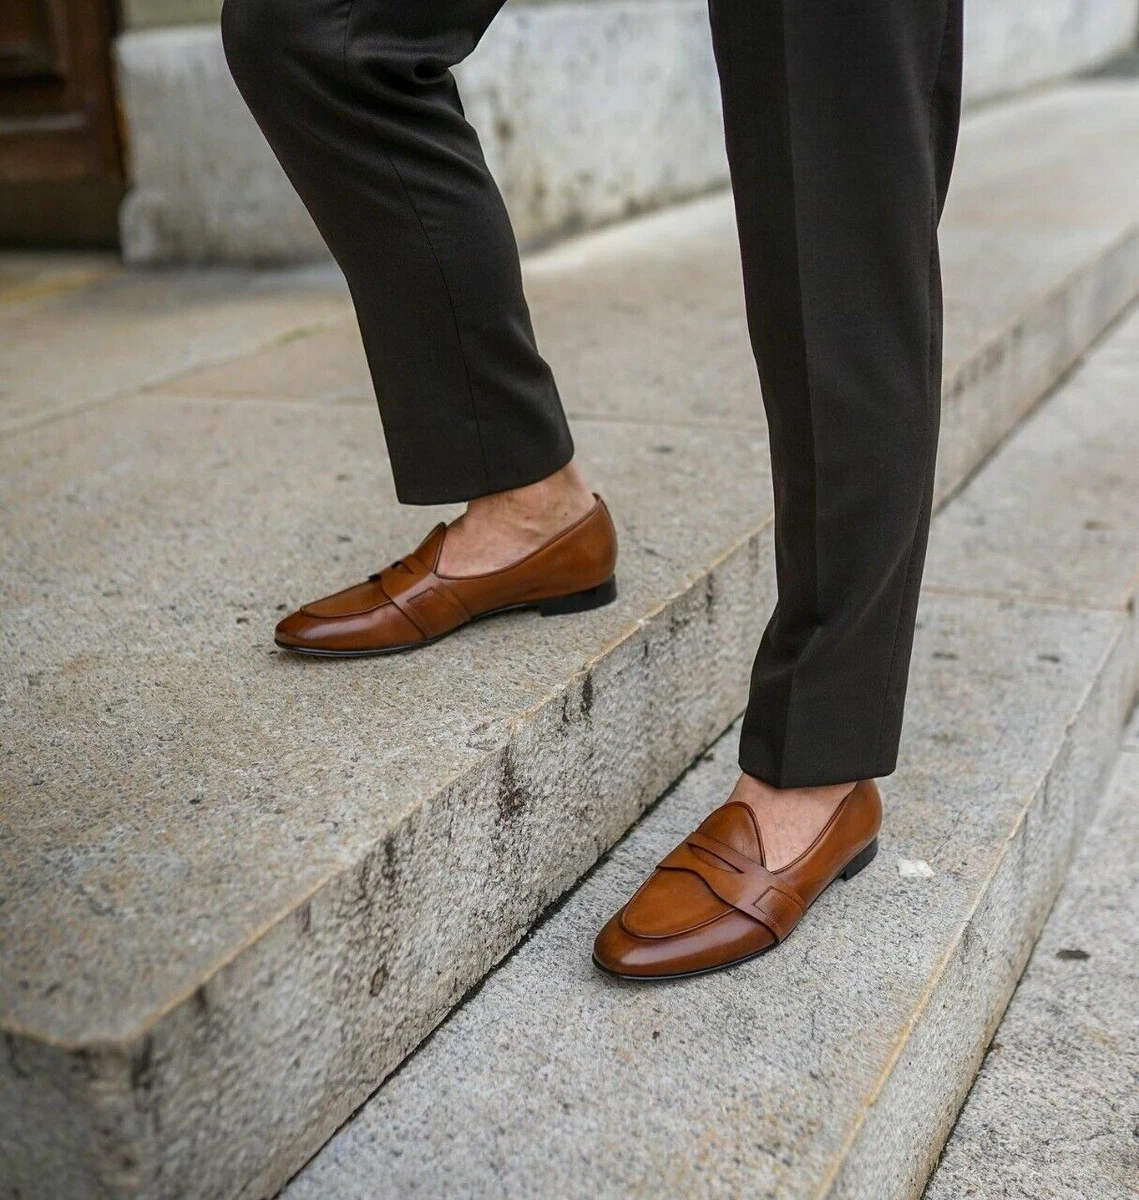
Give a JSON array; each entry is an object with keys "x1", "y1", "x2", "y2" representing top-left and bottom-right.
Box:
[
  {"x1": 593, "y1": 0, "x2": 963, "y2": 978},
  {"x1": 221, "y1": 0, "x2": 595, "y2": 573},
  {"x1": 711, "y1": 0, "x2": 964, "y2": 793}
]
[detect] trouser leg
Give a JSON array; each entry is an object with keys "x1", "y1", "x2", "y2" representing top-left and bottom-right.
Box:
[
  {"x1": 707, "y1": 0, "x2": 964, "y2": 787},
  {"x1": 221, "y1": 0, "x2": 574, "y2": 504}
]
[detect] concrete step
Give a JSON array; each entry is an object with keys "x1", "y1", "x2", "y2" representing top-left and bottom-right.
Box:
[
  {"x1": 282, "y1": 301, "x2": 1139, "y2": 1200},
  {"x1": 924, "y1": 710, "x2": 1139, "y2": 1200},
  {"x1": 3, "y1": 82, "x2": 1139, "y2": 1200}
]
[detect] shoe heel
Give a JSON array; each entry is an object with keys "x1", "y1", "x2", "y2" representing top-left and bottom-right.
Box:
[
  {"x1": 537, "y1": 576, "x2": 618, "y2": 617},
  {"x1": 840, "y1": 837, "x2": 879, "y2": 881}
]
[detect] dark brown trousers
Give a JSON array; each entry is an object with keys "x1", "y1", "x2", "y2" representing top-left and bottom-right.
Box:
[{"x1": 222, "y1": 0, "x2": 964, "y2": 787}]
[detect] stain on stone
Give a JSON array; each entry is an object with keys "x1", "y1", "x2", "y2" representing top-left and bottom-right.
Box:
[
  {"x1": 369, "y1": 965, "x2": 389, "y2": 996},
  {"x1": 382, "y1": 836, "x2": 400, "y2": 890},
  {"x1": 296, "y1": 902, "x2": 312, "y2": 935},
  {"x1": 579, "y1": 673, "x2": 594, "y2": 720},
  {"x1": 932, "y1": 649, "x2": 958, "y2": 660},
  {"x1": 494, "y1": 115, "x2": 514, "y2": 144},
  {"x1": 1055, "y1": 947, "x2": 1090, "y2": 961},
  {"x1": 497, "y1": 750, "x2": 528, "y2": 827},
  {"x1": 652, "y1": 444, "x2": 674, "y2": 454},
  {"x1": 669, "y1": 607, "x2": 692, "y2": 635},
  {"x1": 704, "y1": 574, "x2": 716, "y2": 619},
  {"x1": 1038, "y1": 652, "x2": 1062, "y2": 664},
  {"x1": 6, "y1": 1034, "x2": 30, "y2": 1080},
  {"x1": 354, "y1": 855, "x2": 373, "y2": 908},
  {"x1": 193, "y1": 985, "x2": 209, "y2": 1018},
  {"x1": 130, "y1": 1035, "x2": 156, "y2": 1094}
]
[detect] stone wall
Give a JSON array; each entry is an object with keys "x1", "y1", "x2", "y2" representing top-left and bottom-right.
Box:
[{"x1": 115, "y1": 0, "x2": 1139, "y2": 263}]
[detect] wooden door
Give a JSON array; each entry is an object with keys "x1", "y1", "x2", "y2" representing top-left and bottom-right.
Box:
[{"x1": 0, "y1": 0, "x2": 125, "y2": 246}]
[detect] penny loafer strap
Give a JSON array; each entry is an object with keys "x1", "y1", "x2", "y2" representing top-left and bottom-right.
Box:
[
  {"x1": 658, "y1": 830, "x2": 807, "y2": 942},
  {"x1": 378, "y1": 558, "x2": 472, "y2": 641}
]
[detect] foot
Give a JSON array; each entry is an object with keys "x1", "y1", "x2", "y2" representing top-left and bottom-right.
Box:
[
  {"x1": 592, "y1": 775, "x2": 882, "y2": 980},
  {"x1": 274, "y1": 486, "x2": 618, "y2": 657},
  {"x1": 438, "y1": 462, "x2": 597, "y2": 576},
  {"x1": 724, "y1": 773, "x2": 855, "y2": 870}
]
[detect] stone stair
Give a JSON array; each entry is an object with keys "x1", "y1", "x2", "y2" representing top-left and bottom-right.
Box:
[
  {"x1": 3, "y1": 82, "x2": 1139, "y2": 1200},
  {"x1": 924, "y1": 709, "x2": 1139, "y2": 1200},
  {"x1": 279, "y1": 299, "x2": 1139, "y2": 1199}
]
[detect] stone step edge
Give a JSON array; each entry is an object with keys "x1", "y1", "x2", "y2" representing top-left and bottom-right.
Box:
[{"x1": 825, "y1": 614, "x2": 1137, "y2": 1199}]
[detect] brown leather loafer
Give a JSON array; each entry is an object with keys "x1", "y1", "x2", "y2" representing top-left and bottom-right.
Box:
[
  {"x1": 275, "y1": 495, "x2": 618, "y2": 656},
  {"x1": 593, "y1": 778, "x2": 881, "y2": 980}
]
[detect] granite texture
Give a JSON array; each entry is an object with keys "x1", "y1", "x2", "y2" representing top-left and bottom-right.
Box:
[
  {"x1": 283, "y1": 596, "x2": 1132, "y2": 1200},
  {"x1": 284, "y1": 301, "x2": 1139, "y2": 1200},
  {"x1": 924, "y1": 720, "x2": 1139, "y2": 1200},
  {"x1": 4, "y1": 89, "x2": 1139, "y2": 1200}
]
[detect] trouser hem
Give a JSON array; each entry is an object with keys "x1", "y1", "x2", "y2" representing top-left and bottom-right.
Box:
[
  {"x1": 737, "y1": 730, "x2": 898, "y2": 790},
  {"x1": 390, "y1": 429, "x2": 576, "y2": 506}
]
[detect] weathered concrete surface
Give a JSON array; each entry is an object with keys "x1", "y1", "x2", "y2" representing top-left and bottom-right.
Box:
[
  {"x1": 113, "y1": 2, "x2": 1139, "y2": 264},
  {"x1": 0, "y1": 260, "x2": 349, "y2": 436},
  {"x1": 923, "y1": 717, "x2": 1139, "y2": 1200},
  {"x1": 4, "y1": 90, "x2": 1139, "y2": 1200},
  {"x1": 927, "y1": 304, "x2": 1139, "y2": 706},
  {"x1": 281, "y1": 304, "x2": 1139, "y2": 1200},
  {"x1": 964, "y1": 0, "x2": 1139, "y2": 102}
]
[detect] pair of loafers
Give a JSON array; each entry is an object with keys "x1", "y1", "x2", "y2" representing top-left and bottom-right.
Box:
[{"x1": 274, "y1": 495, "x2": 881, "y2": 979}]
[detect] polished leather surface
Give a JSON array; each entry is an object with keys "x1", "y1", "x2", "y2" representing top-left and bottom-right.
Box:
[
  {"x1": 275, "y1": 496, "x2": 618, "y2": 655},
  {"x1": 593, "y1": 778, "x2": 882, "y2": 979}
]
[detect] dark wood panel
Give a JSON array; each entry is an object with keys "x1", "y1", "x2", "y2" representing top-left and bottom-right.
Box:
[
  {"x1": 0, "y1": 0, "x2": 124, "y2": 244},
  {"x1": 0, "y1": 0, "x2": 70, "y2": 82}
]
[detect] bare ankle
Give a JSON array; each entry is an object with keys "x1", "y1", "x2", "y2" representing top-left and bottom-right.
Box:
[
  {"x1": 730, "y1": 772, "x2": 858, "y2": 871},
  {"x1": 464, "y1": 463, "x2": 594, "y2": 534},
  {"x1": 439, "y1": 462, "x2": 597, "y2": 575}
]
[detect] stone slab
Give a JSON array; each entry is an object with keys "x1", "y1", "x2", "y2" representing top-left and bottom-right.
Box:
[
  {"x1": 112, "y1": 2, "x2": 1139, "y2": 264},
  {"x1": 926, "y1": 304, "x2": 1139, "y2": 706},
  {"x1": 115, "y1": 3, "x2": 726, "y2": 264},
  {"x1": 923, "y1": 721, "x2": 1139, "y2": 1200},
  {"x1": 0, "y1": 262, "x2": 350, "y2": 437},
  {"x1": 963, "y1": 0, "x2": 1139, "y2": 103},
  {"x1": 282, "y1": 594, "x2": 1132, "y2": 1200}
]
